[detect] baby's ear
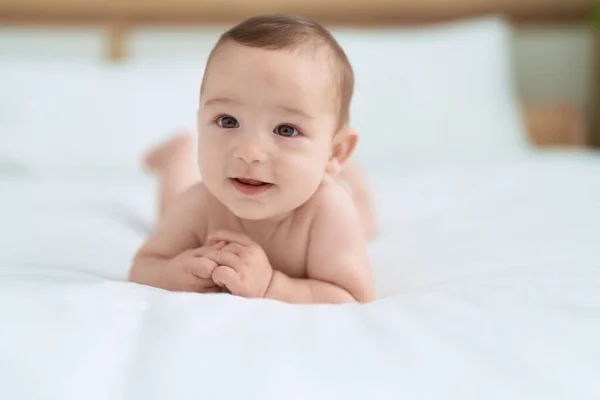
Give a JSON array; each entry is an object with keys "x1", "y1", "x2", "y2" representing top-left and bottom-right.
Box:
[{"x1": 326, "y1": 128, "x2": 358, "y2": 175}]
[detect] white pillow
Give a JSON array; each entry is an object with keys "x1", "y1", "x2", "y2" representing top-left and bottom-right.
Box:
[
  {"x1": 0, "y1": 28, "x2": 220, "y2": 173},
  {"x1": 334, "y1": 16, "x2": 531, "y2": 168},
  {"x1": 0, "y1": 16, "x2": 529, "y2": 173},
  {"x1": 0, "y1": 59, "x2": 209, "y2": 173}
]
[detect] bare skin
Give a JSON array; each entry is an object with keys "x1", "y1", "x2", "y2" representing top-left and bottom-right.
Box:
[
  {"x1": 143, "y1": 134, "x2": 199, "y2": 218},
  {"x1": 144, "y1": 133, "x2": 377, "y2": 239},
  {"x1": 133, "y1": 133, "x2": 376, "y2": 303},
  {"x1": 130, "y1": 42, "x2": 376, "y2": 303}
]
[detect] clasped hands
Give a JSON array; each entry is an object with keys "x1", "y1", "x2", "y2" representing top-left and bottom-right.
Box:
[{"x1": 162, "y1": 230, "x2": 274, "y2": 298}]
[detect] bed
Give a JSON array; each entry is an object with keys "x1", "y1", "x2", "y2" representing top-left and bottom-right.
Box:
[{"x1": 1, "y1": 2, "x2": 600, "y2": 399}]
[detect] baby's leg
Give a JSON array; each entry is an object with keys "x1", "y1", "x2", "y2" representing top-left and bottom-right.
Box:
[
  {"x1": 338, "y1": 161, "x2": 377, "y2": 240},
  {"x1": 144, "y1": 132, "x2": 199, "y2": 219}
]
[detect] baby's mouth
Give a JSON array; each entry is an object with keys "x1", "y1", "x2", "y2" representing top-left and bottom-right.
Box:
[
  {"x1": 230, "y1": 177, "x2": 273, "y2": 196},
  {"x1": 234, "y1": 177, "x2": 268, "y2": 186}
]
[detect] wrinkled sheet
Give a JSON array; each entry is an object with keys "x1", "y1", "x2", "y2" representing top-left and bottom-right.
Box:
[{"x1": 1, "y1": 151, "x2": 599, "y2": 400}]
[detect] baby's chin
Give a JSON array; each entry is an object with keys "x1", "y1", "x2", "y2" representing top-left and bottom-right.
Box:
[{"x1": 225, "y1": 202, "x2": 290, "y2": 221}]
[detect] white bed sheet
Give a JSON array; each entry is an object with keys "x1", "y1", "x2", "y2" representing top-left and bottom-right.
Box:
[{"x1": 1, "y1": 151, "x2": 600, "y2": 400}]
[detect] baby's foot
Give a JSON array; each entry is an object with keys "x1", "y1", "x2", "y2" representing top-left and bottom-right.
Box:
[{"x1": 144, "y1": 132, "x2": 196, "y2": 174}]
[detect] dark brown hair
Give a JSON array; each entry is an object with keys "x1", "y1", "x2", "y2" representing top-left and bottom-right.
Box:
[{"x1": 202, "y1": 14, "x2": 354, "y2": 129}]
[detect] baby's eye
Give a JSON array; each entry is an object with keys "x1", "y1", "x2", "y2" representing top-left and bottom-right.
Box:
[
  {"x1": 217, "y1": 115, "x2": 239, "y2": 129},
  {"x1": 274, "y1": 124, "x2": 299, "y2": 137}
]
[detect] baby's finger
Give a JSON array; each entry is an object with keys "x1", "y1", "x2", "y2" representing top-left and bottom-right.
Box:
[
  {"x1": 194, "y1": 284, "x2": 221, "y2": 293},
  {"x1": 191, "y1": 246, "x2": 217, "y2": 259},
  {"x1": 195, "y1": 247, "x2": 243, "y2": 271},
  {"x1": 204, "y1": 237, "x2": 227, "y2": 248},
  {"x1": 222, "y1": 242, "x2": 245, "y2": 256},
  {"x1": 212, "y1": 240, "x2": 227, "y2": 250},
  {"x1": 181, "y1": 274, "x2": 220, "y2": 293},
  {"x1": 212, "y1": 265, "x2": 242, "y2": 293},
  {"x1": 214, "y1": 250, "x2": 243, "y2": 271},
  {"x1": 208, "y1": 230, "x2": 254, "y2": 246},
  {"x1": 189, "y1": 257, "x2": 218, "y2": 279}
]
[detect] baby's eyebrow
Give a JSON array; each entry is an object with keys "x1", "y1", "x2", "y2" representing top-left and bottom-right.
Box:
[
  {"x1": 203, "y1": 97, "x2": 241, "y2": 107},
  {"x1": 275, "y1": 104, "x2": 313, "y2": 119},
  {"x1": 203, "y1": 97, "x2": 313, "y2": 119}
]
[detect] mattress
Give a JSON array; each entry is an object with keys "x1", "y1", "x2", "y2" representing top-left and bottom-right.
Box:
[{"x1": 1, "y1": 151, "x2": 599, "y2": 400}]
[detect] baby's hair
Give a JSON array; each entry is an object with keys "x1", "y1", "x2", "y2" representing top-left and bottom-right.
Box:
[{"x1": 202, "y1": 14, "x2": 354, "y2": 129}]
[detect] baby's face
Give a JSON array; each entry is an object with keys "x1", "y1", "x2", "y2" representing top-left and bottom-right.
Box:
[{"x1": 197, "y1": 42, "x2": 338, "y2": 220}]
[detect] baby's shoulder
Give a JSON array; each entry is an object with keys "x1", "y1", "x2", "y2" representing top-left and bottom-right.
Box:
[
  {"x1": 171, "y1": 182, "x2": 221, "y2": 226},
  {"x1": 177, "y1": 181, "x2": 210, "y2": 209},
  {"x1": 304, "y1": 175, "x2": 358, "y2": 223},
  {"x1": 300, "y1": 175, "x2": 366, "y2": 267}
]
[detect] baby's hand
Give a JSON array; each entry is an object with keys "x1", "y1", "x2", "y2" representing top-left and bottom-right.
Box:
[
  {"x1": 161, "y1": 241, "x2": 226, "y2": 293},
  {"x1": 198, "y1": 230, "x2": 274, "y2": 298}
]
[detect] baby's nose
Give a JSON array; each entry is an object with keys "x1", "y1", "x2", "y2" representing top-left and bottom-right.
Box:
[{"x1": 234, "y1": 134, "x2": 268, "y2": 164}]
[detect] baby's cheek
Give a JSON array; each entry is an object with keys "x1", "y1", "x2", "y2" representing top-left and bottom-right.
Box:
[
  {"x1": 198, "y1": 135, "x2": 222, "y2": 163},
  {"x1": 287, "y1": 158, "x2": 325, "y2": 195},
  {"x1": 198, "y1": 149, "x2": 220, "y2": 181}
]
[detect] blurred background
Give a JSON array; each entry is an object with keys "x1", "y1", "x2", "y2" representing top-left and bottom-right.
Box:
[
  {"x1": 2, "y1": 6, "x2": 600, "y2": 395},
  {"x1": 0, "y1": 0, "x2": 598, "y2": 171}
]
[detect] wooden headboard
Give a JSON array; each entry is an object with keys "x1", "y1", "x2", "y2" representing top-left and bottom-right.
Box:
[
  {"x1": 0, "y1": 0, "x2": 594, "y2": 24},
  {"x1": 1, "y1": 0, "x2": 598, "y2": 146}
]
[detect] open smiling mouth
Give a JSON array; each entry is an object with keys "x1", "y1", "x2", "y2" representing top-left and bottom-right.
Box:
[{"x1": 230, "y1": 178, "x2": 273, "y2": 195}]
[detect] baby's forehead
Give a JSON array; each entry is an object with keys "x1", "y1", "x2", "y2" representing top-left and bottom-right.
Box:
[
  {"x1": 207, "y1": 41, "x2": 335, "y2": 76},
  {"x1": 203, "y1": 42, "x2": 339, "y2": 103}
]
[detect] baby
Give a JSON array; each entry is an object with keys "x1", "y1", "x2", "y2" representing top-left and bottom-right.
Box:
[{"x1": 129, "y1": 14, "x2": 376, "y2": 303}]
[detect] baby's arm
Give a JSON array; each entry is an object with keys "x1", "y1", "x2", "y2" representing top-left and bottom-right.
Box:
[
  {"x1": 265, "y1": 186, "x2": 375, "y2": 303},
  {"x1": 129, "y1": 184, "x2": 215, "y2": 292}
]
